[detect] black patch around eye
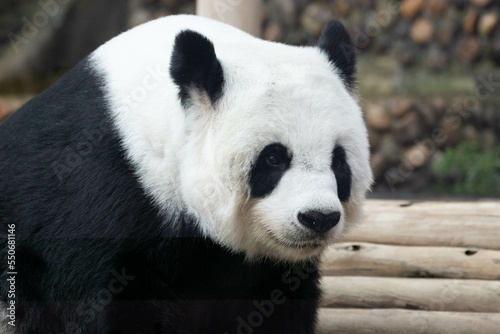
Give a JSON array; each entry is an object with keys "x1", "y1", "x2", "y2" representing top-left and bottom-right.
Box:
[
  {"x1": 250, "y1": 144, "x2": 291, "y2": 198},
  {"x1": 332, "y1": 145, "x2": 352, "y2": 202}
]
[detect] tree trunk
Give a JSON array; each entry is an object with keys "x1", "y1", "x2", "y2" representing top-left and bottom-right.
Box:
[
  {"x1": 344, "y1": 200, "x2": 500, "y2": 250},
  {"x1": 320, "y1": 276, "x2": 500, "y2": 312},
  {"x1": 321, "y1": 242, "x2": 500, "y2": 280},
  {"x1": 316, "y1": 309, "x2": 500, "y2": 334},
  {"x1": 196, "y1": 0, "x2": 262, "y2": 37}
]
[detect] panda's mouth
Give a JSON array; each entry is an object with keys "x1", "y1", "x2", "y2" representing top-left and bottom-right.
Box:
[{"x1": 265, "y1": 228, "x2": 323, "y2": 250}]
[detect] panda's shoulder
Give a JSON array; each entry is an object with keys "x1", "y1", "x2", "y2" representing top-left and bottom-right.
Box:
[
  {"x1": 0, "y1": 57, "x2": 164, "y2": 237},
  {"x1": 0, "y1": 58, "x2": 108, "y2": 163}
]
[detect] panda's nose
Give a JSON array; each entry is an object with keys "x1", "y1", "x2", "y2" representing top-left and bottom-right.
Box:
[{"x1": 297, "y1": 211, "x2": 341, "y2": 234}]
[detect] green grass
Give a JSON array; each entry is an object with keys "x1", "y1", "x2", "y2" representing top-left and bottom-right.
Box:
[{"x1": 433, "y1": 142, "x2": 500, "y2": 195}]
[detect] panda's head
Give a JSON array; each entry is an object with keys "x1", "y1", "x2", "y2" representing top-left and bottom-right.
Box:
[{"x1": 171, "y1": 20, "x2": 372, "y2": 261}]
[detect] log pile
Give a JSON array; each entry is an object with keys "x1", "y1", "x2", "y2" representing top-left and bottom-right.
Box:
[{"x1": 317, "y1": 199, "x2": 500, "y2": 334}]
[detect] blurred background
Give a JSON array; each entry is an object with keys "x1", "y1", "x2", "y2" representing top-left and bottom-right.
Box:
[{"x1": 1, "y1": 0, "x2": 499, "y2": 197}]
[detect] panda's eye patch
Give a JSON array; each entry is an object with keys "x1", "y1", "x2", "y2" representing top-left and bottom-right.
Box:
[
  {"x1": 332, "y1": 159, "x2": 342, "y2": 169},
  {"x1": 331, "y1": 145, "x2": 352, "y2": 203},
  {"x1": 332, "y1": 156, "x2": 342, "y2": 169},
  {"x1": 332, "y1": 146, "x2": 346, "y2": 169},
  {"x1": 249, "y1": 143, "x2": 291, "y2": 197}
]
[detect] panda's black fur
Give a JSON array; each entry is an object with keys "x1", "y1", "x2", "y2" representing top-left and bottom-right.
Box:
[
  {"x1": 0, "y1": 17, "x2": 361, "y2": 334},
  {"x1": 170, "y1": 30, "x2": 225, "y2": 107}
]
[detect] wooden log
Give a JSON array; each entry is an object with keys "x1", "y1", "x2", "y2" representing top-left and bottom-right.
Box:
[
  {"x1": 316, "y1": 308, "x2": 500, "y2": 334},
  {"x1": 362, "y1": 199, "x2": 499, "y2": 215},
  {"x1": 320, "y1": 276, "x2": 500, "y2": 312},
  {"x1": 196, "y1": 0, "x2": 262, "y2": 37},
  {"x1": 321, "y1": 242, "x2": 500, "y2": 280},
  {"x1": 344, "y1": 200, "x2": 500, "y2": 250}
]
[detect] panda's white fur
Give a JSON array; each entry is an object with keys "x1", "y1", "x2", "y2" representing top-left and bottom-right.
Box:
[
  {"x1": 0, "y1": 302, "x2": 13, "y2": 334},
  {"x1": 92, "y1": 15, "x2": 372, "y2": 262}
]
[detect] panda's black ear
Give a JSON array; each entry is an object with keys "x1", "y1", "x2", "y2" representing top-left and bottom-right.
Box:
[
  {"x1": 318, "y1": 20, "x2": 356, "y2": 93},
  {"x1": 170, "y1": 30, "x2": 224, "y2": 107}
]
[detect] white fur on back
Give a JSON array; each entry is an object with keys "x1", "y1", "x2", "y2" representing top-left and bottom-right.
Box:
[
  {"x1": 91, "y1": 15, "x2": 372, "y2": 260},
  {"x1": 91, "y1": 15, "x2": 257, "y2": 220}
]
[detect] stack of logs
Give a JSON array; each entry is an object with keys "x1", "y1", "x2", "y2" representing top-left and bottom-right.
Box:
[{"x1": 317, "y1": 200, "x2": 500, "y2": 334}]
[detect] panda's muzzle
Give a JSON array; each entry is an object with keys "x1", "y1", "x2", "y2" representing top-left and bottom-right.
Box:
[
  {"x1": 297, "y1": 210, "x2": 341, "y2": 234},
  {"x1": 265, "y1": 227, "x2": 324, "y2": 249}
]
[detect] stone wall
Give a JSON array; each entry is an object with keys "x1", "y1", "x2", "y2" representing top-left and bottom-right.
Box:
[{"x1": 263, "y1": 0, "x2": 500, "y2": 69}]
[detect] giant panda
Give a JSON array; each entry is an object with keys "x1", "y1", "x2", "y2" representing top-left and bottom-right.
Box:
[{"x1": 0, "y1": 15, "x2": 372, "y2": 333}]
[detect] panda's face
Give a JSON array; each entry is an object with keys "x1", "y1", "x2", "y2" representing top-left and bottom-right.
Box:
[{"x1": 172, "y1": 22, "x2": 372, "y2": 261}]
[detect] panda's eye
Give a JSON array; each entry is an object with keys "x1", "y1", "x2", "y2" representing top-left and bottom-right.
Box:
[
  {"x1": 266, "y1": 153, "x2": 281, "y2": 166},
  {"x1": 332, "y1": 146, "x2": 346, "y2": 170},
  {"x1": 332, "y1": 157, "x2": 342, "y2": 169},
  {"x1": 256, "y1": 143, "x2": 290, "y2": 171}
]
